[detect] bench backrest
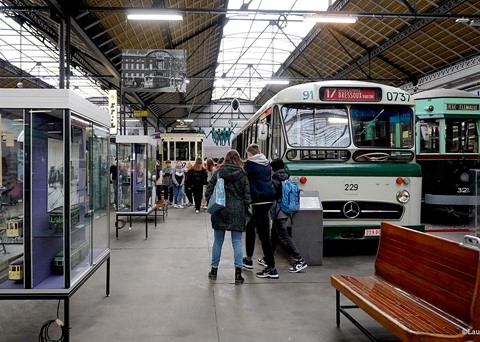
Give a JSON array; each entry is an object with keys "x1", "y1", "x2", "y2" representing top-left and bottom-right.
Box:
[{"x1": 375, "y1": 222, "x2": 480, "y2": 326}]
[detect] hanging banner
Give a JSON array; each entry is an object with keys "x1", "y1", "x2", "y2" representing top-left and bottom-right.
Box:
[
  {"x1": 121, "y1": 49, "x2": 187, "y2": 93},
  {"x1": 109, "y1": 90, "x2": 118, "y2": 135}
]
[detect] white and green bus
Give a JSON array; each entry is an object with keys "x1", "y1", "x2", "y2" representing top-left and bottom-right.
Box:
[{"x1": 232, "y1": 80, "x2": 423, "y2": 240}]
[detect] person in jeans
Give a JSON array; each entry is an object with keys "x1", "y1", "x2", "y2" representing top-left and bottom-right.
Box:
[
  {"x1": 242, "y1": 144, "x2": 278, "y2": 279},
  {"x1": 265, "y1": 158, "x2": 307, "y2": 273},
  {"x1": 205, "y1": 150, "x2": 251, "y2": 285},
  {"x1": 172, "y1": 161, "x2": 185, "y2": 208}
]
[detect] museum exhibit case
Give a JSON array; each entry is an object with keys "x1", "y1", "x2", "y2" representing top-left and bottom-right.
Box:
[
  {"x1": 0, "y1": 89, "x2": 111, "y2": 292},
  {"x1": 115, "y1": 135, "x2": 157, "y2": 212}
]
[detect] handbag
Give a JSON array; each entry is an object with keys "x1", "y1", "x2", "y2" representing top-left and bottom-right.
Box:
[{"x1": 207, "y1": 177, "x2": 226, "y2": 214}]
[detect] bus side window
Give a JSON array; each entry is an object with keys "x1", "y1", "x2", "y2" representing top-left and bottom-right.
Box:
[{"x1": 419, "y1": 120, "x2": 439, "y2": 153}]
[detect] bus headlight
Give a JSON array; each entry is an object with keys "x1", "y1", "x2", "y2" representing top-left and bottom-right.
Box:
[
  {"x1": 460, "y1": 172, "x2": 469, "y2": 183},
  {"x1": 396, "y1": 190, "x2": 410, "y2": 203}
]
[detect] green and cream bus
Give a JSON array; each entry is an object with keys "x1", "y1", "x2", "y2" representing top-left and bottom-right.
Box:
[{"x1": 232, "y1": 80, "x2": 423, "y2": 240}]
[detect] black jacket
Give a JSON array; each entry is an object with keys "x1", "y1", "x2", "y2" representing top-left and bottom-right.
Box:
[
  {"x1": 205, "y1": 164, "x2": 251, "y2": 231},
  {"x1": 244, "y1": 153, "x2": 275, "y2": 204},
  {"x1": 270, "y1": 169, "x2": 290, "y2": 220},
  {"x1": 187, "y1": 169, "x2": 208, "y2": 189}
]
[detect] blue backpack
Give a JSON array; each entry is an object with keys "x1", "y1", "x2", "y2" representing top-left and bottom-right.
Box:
[{"x1": 280, "y1": 178, "x2": 300, "y2": 214}]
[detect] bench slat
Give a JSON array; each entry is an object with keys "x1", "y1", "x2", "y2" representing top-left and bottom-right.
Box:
[
  {"x1": 331, "y1": 222, "x2": 480, "y2": 342},
  {"x1": 376, "y1": 224, "x2": 479, "y2": 322},
  {"x1": 331, "y1": 274, "x2": 470, "y2": 342}
]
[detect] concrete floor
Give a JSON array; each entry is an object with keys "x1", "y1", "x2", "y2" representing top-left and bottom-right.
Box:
[{"x1": 0, "y1": 206, "x2": 472, "y2": 342}]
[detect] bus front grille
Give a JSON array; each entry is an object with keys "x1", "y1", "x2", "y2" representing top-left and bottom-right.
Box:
[{"x1": 322, "y1": 201, "x2": 404, "y2": 220}]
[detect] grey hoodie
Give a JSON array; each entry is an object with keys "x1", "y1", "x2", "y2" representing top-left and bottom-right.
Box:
[{"x1": 172, "y1": 166, "x2": 185, "y2": 186}]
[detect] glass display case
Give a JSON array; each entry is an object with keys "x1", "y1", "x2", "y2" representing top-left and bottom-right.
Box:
[
  {"x1": 0, "y1": 89, "x2": 110, "y2": 291},
  {"x1": 115, "y1": 135, "x2": 157, "y2": 212}
]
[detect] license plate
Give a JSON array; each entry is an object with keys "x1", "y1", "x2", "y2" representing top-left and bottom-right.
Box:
[{"x1": 364, "y1": 229, "x2": 381, "y2": 237}]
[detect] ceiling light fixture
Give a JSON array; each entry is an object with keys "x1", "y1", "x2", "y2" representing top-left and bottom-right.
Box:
[
  {"x1": 303, "y1": 15, "x2": 357, "y2": 24},
  {"x1": 127, "y1": 10, "x2": 183, "y2": 21},
  {"x1": 264, "y1": 79, "x2": 290, "y2": 85},
  {"x1": 455, "y1": 18, "x2": 470, "y2": 23}
]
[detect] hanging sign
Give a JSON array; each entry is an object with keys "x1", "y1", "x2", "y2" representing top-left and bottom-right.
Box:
[
  {"x1": 109, "y1": 90, "x2": 118, "y2": 135},
  {"x1": 133, "y1": 110, "x2": 148, "y2": 117}
]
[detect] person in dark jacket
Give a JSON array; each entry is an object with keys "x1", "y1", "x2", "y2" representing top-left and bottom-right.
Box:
[
  {"x1": 267, "y1": 158, "x2": 307, "y2": 273},
  {"x1": 161, "y1": 160, "x2": 174, "y2": 204},
  {"x1": 187, "y1": 157, "x2": 208, "y2": 213},
  {"x1": 205, "y1": 150, "x2": 251, "y2": 285},
  {"x1": 242, "y1": 143, "x2": 278, "y2": 279}
]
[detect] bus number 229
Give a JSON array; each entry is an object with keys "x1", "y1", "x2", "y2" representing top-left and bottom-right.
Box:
[{"x1": 345, "y1": 183, "x2": 359, "y2": 192}]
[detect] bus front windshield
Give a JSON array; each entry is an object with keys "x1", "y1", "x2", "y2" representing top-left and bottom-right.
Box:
[
  {"x1": 282, "y1": 105, "x2": 350, "y2": 147},
  {"x1": 351, "y1": 105, "x2": 414, "y2": 148}
]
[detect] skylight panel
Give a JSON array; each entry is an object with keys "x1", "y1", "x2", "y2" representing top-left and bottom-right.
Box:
[{"x1": 213, "y1": 0, "x2": 331, "y2": 101}]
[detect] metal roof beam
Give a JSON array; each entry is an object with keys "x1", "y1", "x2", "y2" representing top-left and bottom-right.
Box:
[
  {"x1": 332, "y1": 0, "x2": 466, "y2": 79},
  {"x1": 0, "y1": 57, "x2": 55, "y2": 88},
  {"x1": 401, "y1": 55, "x2": 480, "y2": 92},
  {"x1": 44, "y1": 0, "x2": 121, "y2": 87}
]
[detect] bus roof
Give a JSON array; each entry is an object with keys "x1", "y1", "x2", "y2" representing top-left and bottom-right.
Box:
[
  {"x1": 237, "y1": 80, "x2": 413, "y2": 135},
  {"x1": 413, "y1": 88, "x2": 479, "y2": 100}
]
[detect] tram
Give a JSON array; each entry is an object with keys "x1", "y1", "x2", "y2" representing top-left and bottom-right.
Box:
[
  {"x1": 232, "y1": 80, "x2": 422, "y2": 240},
  {"x1": 414, "y1": 88, "x2": 480, "y2": 224},
  {"x1": 159, "y1": 131, "x2": 204, "y2": 166},
  {"x1": 8, "y1": 257, "x2": 23, "y2": 281}
]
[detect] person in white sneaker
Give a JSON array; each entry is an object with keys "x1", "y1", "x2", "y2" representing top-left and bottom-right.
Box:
[
  {"x1": 268, "y1": 158, "x2": 307, "y2": 273},
  {"x1": 243, "y1": 144, "x2": 278, "y2": 279}
]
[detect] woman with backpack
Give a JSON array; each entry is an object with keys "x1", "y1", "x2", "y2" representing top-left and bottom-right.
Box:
[{"x1": 266, "y1": 158, "x2": 307, "y2": 273}]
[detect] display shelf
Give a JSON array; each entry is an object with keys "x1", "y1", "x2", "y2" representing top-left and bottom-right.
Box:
[
  {"x1": 0, "y1": 89, "x2": 111, "y2": 342},
  {"x1": 115, "y1": 135, "x2": 157, "y2": 238}
]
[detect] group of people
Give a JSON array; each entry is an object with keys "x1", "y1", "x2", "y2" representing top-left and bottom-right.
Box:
[
  {"x1": 145, "y1": 145, "x2": 307, "y2": 285},
  {"x1": 205, "y1": 144, "x2": 307, "y2": 285},
  {"x1": 156, "y1": 158, "x2": 215, "y2": 213}
]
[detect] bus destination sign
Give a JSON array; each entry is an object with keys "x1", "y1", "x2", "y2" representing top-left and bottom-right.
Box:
[
  {"x1": 320, "y1": 87, "x2": 381, "y2": 101},
  {"x1": 445, "y1": 104, "x2": 480, "y2": 111}
]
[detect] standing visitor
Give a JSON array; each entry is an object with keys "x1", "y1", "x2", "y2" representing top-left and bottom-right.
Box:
[
  {"x1": 155, "y1": 160, "x2": 163, "y2": 201},
  {"x1": 110, "y1": 159, "x2": 118, "y2": 210},
  {"x1": 243, "y1": 144, "x2": 278, "y2": 279},
  {"x1": 184, "y1": 161, "x2": 194, "y2": 206},
  {"x1": 201, "y1": 158, "x2": 215, "y2": 209},
  {"x1": 161, "y1": 160, "x2": 174, "y2": 204},
  {"x1": 267, "y1": 158, "x2": 307, "y2": 273},
  {"x1": 205, "y1": 150, "x2": 251, "y2": 285},
  {"x1": 172, "y1": 161, "x2": 185, "y2": 208},
  {"x1": 189, "y1": 157, "x2": 208, "y2": 213}
]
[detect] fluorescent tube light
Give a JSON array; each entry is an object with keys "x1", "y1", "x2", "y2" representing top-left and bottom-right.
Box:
[
  {"x1": 304, "y1": 15, "x2": 357, "y2": 24},
  {"x1": 127, "y1": 11, "x2": 183, "y2": 21},
  {"x1": 265, "y1": 79, "x2": 290, "y2": 85}
]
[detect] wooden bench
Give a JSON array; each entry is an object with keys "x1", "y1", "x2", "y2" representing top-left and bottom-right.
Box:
[{"x1": 331, "y1": 222, "x2": 480, "y2": 342}]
